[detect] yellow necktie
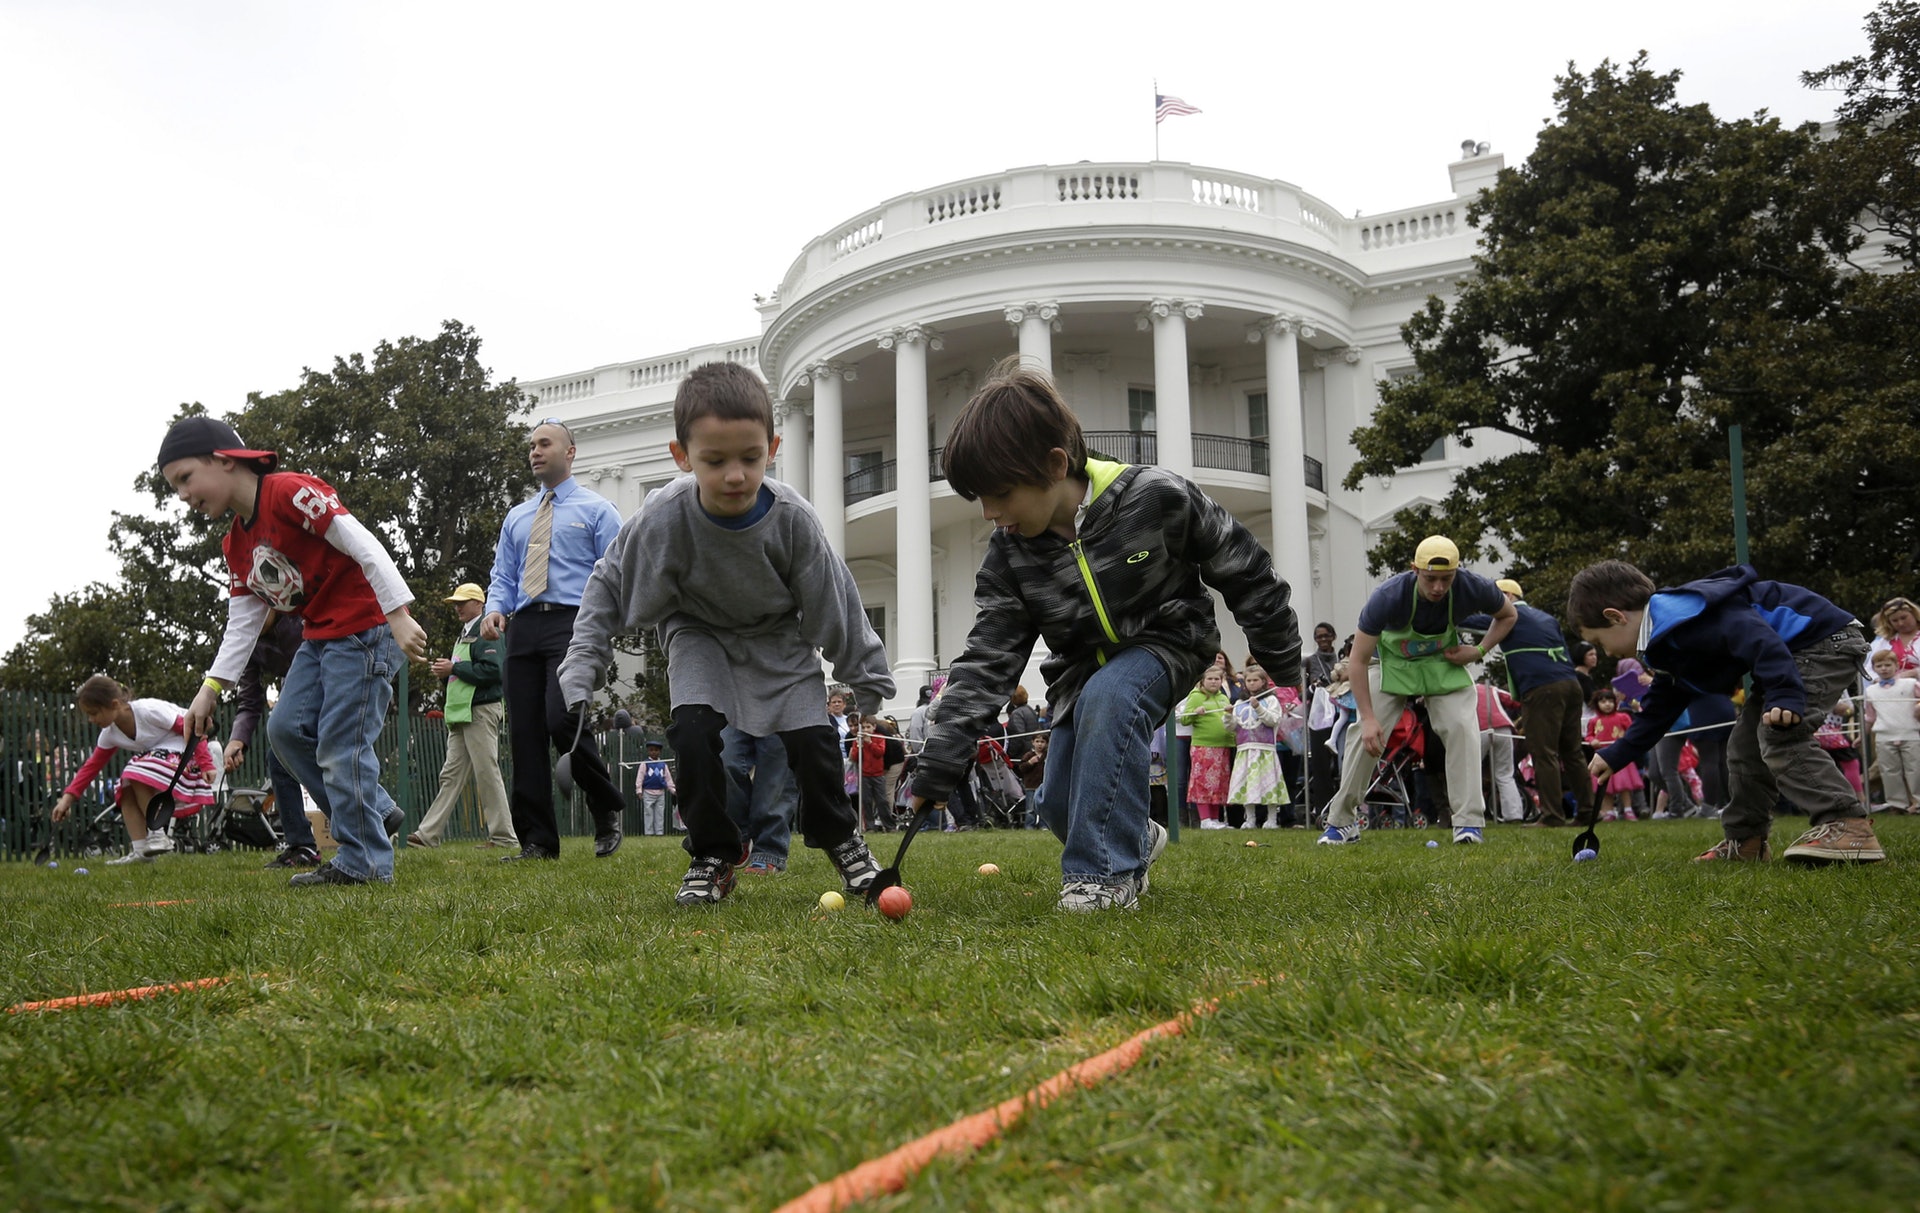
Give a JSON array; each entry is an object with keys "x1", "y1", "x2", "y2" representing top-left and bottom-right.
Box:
[{"x1": 521, "y1": 489, "x2": 555, "y2": 599}]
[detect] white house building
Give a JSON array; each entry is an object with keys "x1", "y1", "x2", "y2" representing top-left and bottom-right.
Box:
[{"x1": 524, "y1": 147, "x2": 1519, "y2": 712}]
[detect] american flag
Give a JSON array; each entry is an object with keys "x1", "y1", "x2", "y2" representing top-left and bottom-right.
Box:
[{"x1": 1155, "y1": 93, "x2": 1201, "y2": 124}]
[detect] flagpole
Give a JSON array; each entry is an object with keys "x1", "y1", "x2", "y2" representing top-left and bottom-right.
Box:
[{"x1": 1153, "y1": 79, "x2": 1159, "y2": 161}]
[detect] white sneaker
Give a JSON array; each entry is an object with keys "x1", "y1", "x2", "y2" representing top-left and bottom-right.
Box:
[
  {"x1": 1058, "y1": 877, "x2": 1139, "y2": 912},
  {"x1": 1200, "y1": 819, "x2": 1227, "y2": 830},
  {"x1": 1262, "y1": 818, "x2": 1282, "y2": 829},
  {"x1": 107, "y1": 849, "x2": 153, "y2": 865},
  {"x1": 142, "y1": 835, "x2": 174, "y2": 855},
  {"x1": 1316, "y1": 823, "x2": 1362, "y2": 846},
  {"x1": 1236, "y1": 819, "x2": 1254, "y2": 830},
  {"x1": 1140, "y1": 820, "x2": 1168, "y2": 894},
  {"x1": 1452, "y1": 827, "x2": 1484, "y2": 845}
]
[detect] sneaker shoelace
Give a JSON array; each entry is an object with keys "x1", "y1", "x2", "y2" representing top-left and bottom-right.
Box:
[{"x1": 1796, "y1": 821, "x2": 1848, "y2": 846}]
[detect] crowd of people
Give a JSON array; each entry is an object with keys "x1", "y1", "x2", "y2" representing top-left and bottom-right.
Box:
[{"x1": 32, "y1": 353, "x2": 1908, "y2": 907}]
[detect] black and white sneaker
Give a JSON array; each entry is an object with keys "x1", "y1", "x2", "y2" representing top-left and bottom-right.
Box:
[
  {"x1": 264, "y1": 845, "x2": 323, "y2": 869},
  {"x1": 675, "y1": 852, "x2": 743, "y2": 906},
  {"x1": 289, "y1": 860, "x2": 381, "y2": 888},
  {"x1": 826, "y1": 837, "x2": 882, "y2": 896}
]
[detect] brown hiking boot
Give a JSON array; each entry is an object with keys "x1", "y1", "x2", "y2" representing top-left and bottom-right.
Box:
[
  {"x1": 1693, "y1": 836, "x2": 1771, "y2": 863},
  {"x1": 1781, "y1": 818, "x2": 1885, "y2": 865}
]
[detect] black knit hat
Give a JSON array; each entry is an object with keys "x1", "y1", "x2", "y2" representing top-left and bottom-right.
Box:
[{"x1": 156, "y1": 415, "x2": 278, "y2": 474}]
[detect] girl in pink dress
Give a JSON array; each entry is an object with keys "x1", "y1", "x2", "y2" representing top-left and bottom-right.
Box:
[
  {"x1": 1178, "y1": 667, "x2": 1235, "y2": 828},
  {"x1": 1584, "y1": 689, "x2": 1644, "y2": 820},
  {"x1": 50, "y1": 674, "x2": 218, "y2": 863}
]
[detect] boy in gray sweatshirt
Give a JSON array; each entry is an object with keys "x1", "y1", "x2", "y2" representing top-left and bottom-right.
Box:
[{"x1": 558, "y1": 362, "x2": 894, "y2": 905}]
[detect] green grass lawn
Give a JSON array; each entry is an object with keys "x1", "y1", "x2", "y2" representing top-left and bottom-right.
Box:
[{"x1": 3, "y1": 818, "x2": 1917, "y2": 1212}]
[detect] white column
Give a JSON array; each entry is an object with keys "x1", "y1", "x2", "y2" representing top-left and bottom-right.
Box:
[
  {"x1": 1004, "y1": 301, "x2": 1059, "y2": 374},
  {"x1": 1252, "y1": 316, "x2": 1313, "y2": 611},
  {"x1": 878, "y1": 324, "x2": 940, "y2": 690},
  {"x1": 1140, "y1": 298, "x2": 1202, "y2": 481},
  {"x1": 804, "y1": 362, "x2": 850, "y2": 556},
  {"x1": 1317, "y1": 345, "x2": 1365, "y2": 626},
  {"x1": 774, "y1": 399, "x2": 811, "y2": 500}
]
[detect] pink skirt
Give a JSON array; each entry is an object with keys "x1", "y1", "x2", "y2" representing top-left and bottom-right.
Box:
[
  {"x1": 120, "y1": 748, "x2": 216, "y2": 813},
  {"x1": 1187, "y1": 745, "x2": 1233, "y2": 804},
  {"x1": 1604, "y1": 763, "x2": 1644, "y2": 795}
]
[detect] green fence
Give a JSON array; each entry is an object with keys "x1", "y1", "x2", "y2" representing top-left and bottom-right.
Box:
[{"x1": 0, "y1": 688, "x2": 663, "y2": 861}]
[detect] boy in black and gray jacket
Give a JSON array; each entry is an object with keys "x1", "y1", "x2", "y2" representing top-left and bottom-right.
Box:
[{"x1": 910, "y1": 357, "x2": 1301, "y2": 911}]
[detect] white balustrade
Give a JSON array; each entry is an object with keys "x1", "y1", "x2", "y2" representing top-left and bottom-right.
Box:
[
  {"x1": 1191, "y1": 176, "x2": 1261, "y2": 212},
  {"x1": 542, "y1": 376, "x2": 596, "y2": 403},
  {"x1": 627, "y1": 357, "x2": 690, "y2": 389},
  {"x1": 1299, "y1": 200, "x2": 1340, "y2": 237},
  {"x1": 833, "y1": 214, "x2": 884, "y2": 260},
  {"x1": 1358, "y1": 207, "x2": 1460, "y2": 250},
  {"x1": 926, "y1": 181, "x2": 1002, "y2": 224},
  {"x1": 1057, "y1": 169, "x2": 1140, "y2": 201},
  {"x1": 769, "y1": 163, "x2": 1480, "y2": 309}
]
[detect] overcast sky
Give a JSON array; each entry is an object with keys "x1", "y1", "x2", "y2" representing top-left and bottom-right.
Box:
[{"x1": 0, "y1": 0, "x2": 1868, "y2": 656}]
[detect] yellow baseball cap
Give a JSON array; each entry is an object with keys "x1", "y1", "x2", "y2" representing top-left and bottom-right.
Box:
[
  {"x1": 1411, "y1": 536, "x2": 1460, "y2": 571},
  {"x1": 1496, "y1": 578, "x2": 1523, "y2": 598},
  {"x1": 445, "y1": 583, "x2": 486, "y2": 603}
]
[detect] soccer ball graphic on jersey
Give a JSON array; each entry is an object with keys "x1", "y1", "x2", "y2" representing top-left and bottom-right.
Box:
[{"x1": 247, "y1": 545, "x2": 308, "y2": 611}]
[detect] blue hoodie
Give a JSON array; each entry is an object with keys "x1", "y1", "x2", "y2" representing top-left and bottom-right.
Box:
[
  {"x1": 1599, "y1": 565, "x2": 1855, "y2": 770},
  {"x1": 1461, "y1": 601, "x2": 1578, "y2": 696}
]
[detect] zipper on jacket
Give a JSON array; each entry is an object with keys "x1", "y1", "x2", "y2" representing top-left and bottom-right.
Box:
[{"x1": 1070, "y1": 539, "x2": 1120, "y2": 665}]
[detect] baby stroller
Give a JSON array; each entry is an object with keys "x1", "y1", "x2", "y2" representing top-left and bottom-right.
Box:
[
  {"x1": 187, "y1": 785, "x2": 283, "y2": 854},
  {"x1": 1359, "y1": 708, "x2": 1426, "y2": 831},
  {"x1": 27, "y1": 794, "x2": 129, "y2": 863},
  {"x1": 969, "y1": 737, "x2": 1026, "y2": 829}
]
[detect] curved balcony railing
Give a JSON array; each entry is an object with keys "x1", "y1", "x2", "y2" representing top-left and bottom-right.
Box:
[
  {"x1": 772, "y1": 162, "x2": 1476, "y2": 311},
  {"x1": 843, "y1": 435, "x2": 1323, "y2": 503}
]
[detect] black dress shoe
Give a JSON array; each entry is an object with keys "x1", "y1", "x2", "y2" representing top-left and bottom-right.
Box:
[
  {"x1": 594, "y1": 818, "x2": 623, "y2": 858},
  {"x1": 500, "y1": 844, "x2": 559, "y2": 862}
]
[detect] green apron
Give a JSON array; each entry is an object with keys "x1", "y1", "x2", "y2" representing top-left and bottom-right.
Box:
[
  {"x1": 1379, "y1": 584, "x2": 1472, "y2": 697},
  {"x1": 444, "y1": 626, "x2": 477, "y2": 725}
]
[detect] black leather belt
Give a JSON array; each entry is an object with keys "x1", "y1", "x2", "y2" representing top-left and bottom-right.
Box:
[{"x1": 519, "y1": 602, "x2": 578, "y2": 614}]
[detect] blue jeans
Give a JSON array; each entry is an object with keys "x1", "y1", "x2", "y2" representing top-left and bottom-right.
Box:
[
  {"x1": 1035, "y1": 646, "x2": 1173, "y2": 883},
  {"x1": 722, "y1": 727, "x2": 797, "y2": 866},
  {"x1": 267, "y1": 625, "x2": 400, "y2": 881},
  {"x1": 266, "y1": 737, "x2": 315, "y2": 849}
]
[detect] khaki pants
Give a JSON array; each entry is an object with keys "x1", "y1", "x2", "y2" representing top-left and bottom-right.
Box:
[
  {"x1": 415, "y1": 701, "x2": 516, "y2": 846},
  {"x1": 1327, "y1": 666, "x2": 1485, "y2": 828},
  {"x1": 1879, "y1": 738, "x2": 1920, "y2": 810},
  {"x1": 1722, "y1": 629, "x2": 1871, "y2": 840}
]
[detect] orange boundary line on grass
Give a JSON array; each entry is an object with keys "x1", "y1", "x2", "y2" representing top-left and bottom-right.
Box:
[
  {"x1": 107, "y1": 900, "x2": 198, "y2": 908},
  {"x1": 772, "y1": 977, "x2": 1275, "y2": 1213},
  {"x1": 6, "y1": 977, "x2": 230, "y2": 1015}
]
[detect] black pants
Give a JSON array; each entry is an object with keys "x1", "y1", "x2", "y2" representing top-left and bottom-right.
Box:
[
  {"x1": 503, "y1": 607, "x2": 623, "y2": 852},
  {"x1": 670, "y1": 704, "x2": 857, "y2": 861}
]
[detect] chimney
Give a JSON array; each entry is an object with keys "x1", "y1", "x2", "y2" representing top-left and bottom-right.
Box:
[{"x1": 1448, "y1": 140, "x2": 1504, "y2": 199}]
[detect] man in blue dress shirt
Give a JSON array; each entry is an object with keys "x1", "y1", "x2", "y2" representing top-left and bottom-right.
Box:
[{"x1": 482, "y1": 420, "x2": 628, "y2": 861}]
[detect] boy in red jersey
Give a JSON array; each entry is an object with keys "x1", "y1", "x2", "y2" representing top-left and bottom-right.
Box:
[{"x1": 159, "y1": 415, "x2": 427, "y2": 886}]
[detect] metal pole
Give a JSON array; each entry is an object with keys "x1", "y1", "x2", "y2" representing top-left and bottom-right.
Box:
[
  {"x1": 1165, "y1": 703, "x2": 1183, "y2": 843},
  {"x1": 395, "y1": 663, "x2": 411, "y2": 824},
  {"x1": 1730, "y1": 423, "x2": 1750, "y2": 566}
]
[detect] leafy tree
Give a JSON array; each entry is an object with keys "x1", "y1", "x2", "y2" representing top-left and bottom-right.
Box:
[
  {"x1": 2, "y1": 321, "x2": 531, "y2": 699},
  {"x1": 1348, "y1": 51, "x2": 1917, "y2": 621}
]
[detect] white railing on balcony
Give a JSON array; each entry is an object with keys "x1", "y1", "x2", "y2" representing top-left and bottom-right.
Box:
[
  {"x1": 1300, "y1": 198, "x2": 1341, "y2": 238},
  {"x1": 525, "y1": 337, "x2": 764, "y2": 409},
  {"x1": 543, "y1": 375, "x2": 596, "y2": 403},
  {"x1": 627, "y1": 357, "x2": 691, "y2": 389},
  {"x1": 833, "y1": 213, "x2": 884, "y2": 260},
  {"x1": 772, "y1": 162, "x2": 1480, "y2": 307},
  {"x1": 1191, "y1": 175, "x2": 1261, "y2": 212},
  {"x1": 1058, "y1": 168, "x2": 1141, "y2": 201},
  {"x1": 927, "y1": 181, "x2": 1002, "y2": 223},
  {"x1": 1359, "y1": 207, "x2": 1460, "y2": 250}
]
